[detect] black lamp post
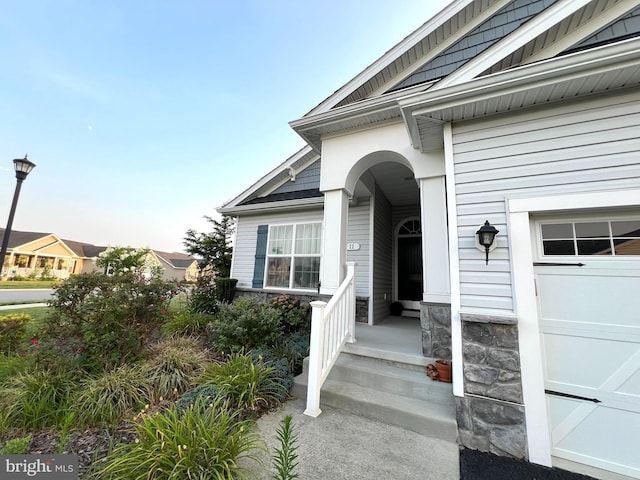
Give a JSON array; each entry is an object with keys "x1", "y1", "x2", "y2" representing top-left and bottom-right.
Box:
[
  {"x1": 476, "y1": 220, "x2": 499, "y2": 265},
  {"x1": 0, "y1": 156, "x2": 36, "y2": 279}
]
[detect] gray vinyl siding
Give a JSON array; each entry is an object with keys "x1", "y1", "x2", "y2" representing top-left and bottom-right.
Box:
[
  {"x1": 372, "y1": 186, "x2": 393, "y2": 321},
  {"x1": 451, "y1": 89, "x2": 640, "y2": 315},
  {"x1": 391, "y1": 0, "x2": 556, "y2": 91},
  {"x1": 231, "y1": 209, "x2": 324, "y2": 290},
  {"x1": 347, "y1": 199, "x2": 371, "y2": 298},
  {"x1": 271, "y1": 160, "x2": 321, "y2": 194}
]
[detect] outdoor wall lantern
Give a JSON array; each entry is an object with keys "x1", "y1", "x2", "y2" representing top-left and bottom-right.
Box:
[
  {"x1": 476, "y1": 220, "x2": 499, "y2": 265},
  {"x1": 0, "y1": 156, "x2": 36, "y2": 277}
]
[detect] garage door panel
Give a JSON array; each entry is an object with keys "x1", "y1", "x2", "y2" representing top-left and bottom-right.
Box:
[
  {"x1": 550, "y1": 399, "x2": 640, "y2": 478},
  {"x1": 538, "y1": 272, "x2": 640, "y2": 326},
  {"x1": 534, "y1": 213, "x2": 640, "y2": 478},
  {"x1": 543, "y1": 331, "x2": 639, "y2": 390}
]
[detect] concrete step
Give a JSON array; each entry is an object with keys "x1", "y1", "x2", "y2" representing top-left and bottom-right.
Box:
[{"x1": 292, "y1": 351, "x2": 457, "y2": 442}]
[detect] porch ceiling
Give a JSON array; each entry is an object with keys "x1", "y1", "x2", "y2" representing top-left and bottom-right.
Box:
[{"x1": 364, "y1": 162, "x2": 419, "y2": 206}]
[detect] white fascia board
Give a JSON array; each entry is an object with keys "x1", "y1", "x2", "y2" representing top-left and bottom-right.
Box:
[
  {"x1": 219, "y1": 146, "x2": 316, "y2": 209},
  {"x1": 399, "y1": 36, "x2": 640, "y2": 119},
  {"x1": 435, "y1": 0, "x2": 593, "y2": 89},
  {"x1": 306, "y1": 0, "x2": 474, "y2": 116},
  {"x1": 217, "y1": 197, "x2": 324, "y2": 216}
]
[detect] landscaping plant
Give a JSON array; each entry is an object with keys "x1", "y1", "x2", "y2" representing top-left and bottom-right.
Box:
[
  {"x1": 93, "y1": 397, "x2": 262, "y2": 480},
  {"x1": 0, "y1": 312, "x2": 30, "y2": 354},
  {"x1": 272, "y1": 415, "x2": 299, "y2": 480},
  {"x1": 199, "y1": 352, "x2": 287, "y2": 415},
  {"x1": 44, "y1": 271, "x2": 181, "y2": 371}
]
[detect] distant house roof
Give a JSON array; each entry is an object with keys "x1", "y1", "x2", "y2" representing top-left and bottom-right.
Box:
[
  {"x1": 153, "y1": 251, "x2": 197, "y2": 269},
  {"x1": 0, "y1": 228, "x2": 53, "y2": 249}
]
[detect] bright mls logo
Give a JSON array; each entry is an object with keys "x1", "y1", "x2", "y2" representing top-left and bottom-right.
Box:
[{"x1": 1, "y1": 455, "x2": 77, "y2": 479}]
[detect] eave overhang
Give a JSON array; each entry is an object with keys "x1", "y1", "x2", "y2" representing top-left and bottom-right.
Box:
[
  {"x1": 290, "y1": 82, "x2": 436, "y2": 153},
  {"x1": 218, "y1": 196, "x2": 324, "y2": 216},
  {"x1": 399, "y1": 36, "x2": 640, "y2": 151}
]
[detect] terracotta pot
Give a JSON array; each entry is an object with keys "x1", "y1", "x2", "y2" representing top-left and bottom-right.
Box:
[{"x1": 435, "y1": 360, "x2": 452, "y2": 383}]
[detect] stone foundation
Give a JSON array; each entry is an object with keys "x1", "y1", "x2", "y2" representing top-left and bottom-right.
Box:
[
  {"x1": 235, "y1": 288, "x2": 369, "y2": 323},
  {"x1": 457, "y1": 313, "x2": 527, "y2": 459},
  {"x1": 420, "y1": 302, "x2": 452, "y2": 360}
]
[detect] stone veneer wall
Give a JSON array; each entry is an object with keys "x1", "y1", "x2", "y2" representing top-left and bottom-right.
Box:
[
  {"x1": 456, "y1": 313, "x2": 527, "y2": 459},
  {"x1": 420, "y1": 302, "x2": 452, "y2": 360},
  {"x1": 235, "y1": 288, "x2": 369, "y2": 324}
]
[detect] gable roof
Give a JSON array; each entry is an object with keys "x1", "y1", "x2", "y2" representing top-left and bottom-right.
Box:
[
  {"x1": 153, "y1": 250, "x2": 197, "y2": 270},
  {"x1": 220, "y1": 0, "x2": 640, "y2": 213}
]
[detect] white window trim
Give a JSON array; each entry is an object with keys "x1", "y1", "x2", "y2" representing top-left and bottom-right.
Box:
[
  {"x1": 533, "y1": 213, "x2": 640, "y2": 262},
  {"x1": 264, "y1": 222, "x2": 322, "y2": 291},
  {"x1": 507, "y1": 188, "x2": 640, "y2": 468}
]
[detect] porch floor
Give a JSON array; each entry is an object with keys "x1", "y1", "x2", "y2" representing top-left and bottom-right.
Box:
[{"x1": 347, "y1": 316, "x2": 429, "y2": 366}]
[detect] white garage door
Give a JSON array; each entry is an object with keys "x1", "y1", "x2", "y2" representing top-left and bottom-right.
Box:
[{"x1": 534, "y1": 215, "x2": 640, "y2": 479}]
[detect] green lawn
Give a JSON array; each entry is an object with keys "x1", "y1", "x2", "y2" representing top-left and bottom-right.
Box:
[{"x1": 0, "y1": 280, "x2": 59, "y2": 289}]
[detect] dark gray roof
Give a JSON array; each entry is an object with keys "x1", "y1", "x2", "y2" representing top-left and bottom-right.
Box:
[
  {"x1": 240, "y1": 189, "x2": 323, "y2": 206},
  {"x1": 153, "y1": 250, "x2": 196, "y2": 269},
  {"x1": 567, "y1": 6, "x2": 640, "y2": 54},
  {"x1": 0, "y1": 228, "x2": 52, "y2": 249}
]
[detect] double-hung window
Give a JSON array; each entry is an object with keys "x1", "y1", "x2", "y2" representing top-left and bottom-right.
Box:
[{"x1": 265, "y1": 223, "x2": 321, "y2": 289}]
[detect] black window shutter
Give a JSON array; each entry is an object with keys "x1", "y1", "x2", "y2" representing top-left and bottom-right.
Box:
[{"x1": 252, "y1": 225, "x2": 268, "y2": 288}]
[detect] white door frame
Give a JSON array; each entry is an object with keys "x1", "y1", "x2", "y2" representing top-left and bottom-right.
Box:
[{"x1": 507, "y1": 188, "x2": 640, "y2": 467}]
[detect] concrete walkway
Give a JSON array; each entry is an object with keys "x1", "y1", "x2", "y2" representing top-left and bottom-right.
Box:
[
  {"x1": 243, "y1": 396, "x2": 460, "y2": 480},
  {"x1": 0, "y1": 303, "x2": 47, "y2": 310}
]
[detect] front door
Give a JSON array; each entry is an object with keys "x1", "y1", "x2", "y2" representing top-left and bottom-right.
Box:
[{"x1": 397, "y1": 218, "x2": 423, "y2": 312}]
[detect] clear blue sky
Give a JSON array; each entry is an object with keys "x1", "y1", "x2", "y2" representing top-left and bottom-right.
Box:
[{"x1": 0, "y1": 0, "x2": 449, "y2": 253}]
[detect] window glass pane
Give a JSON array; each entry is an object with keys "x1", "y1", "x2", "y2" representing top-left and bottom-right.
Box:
[
  {"x1": 577, "y1": 239, "x2": 612, "y2": 255},
  {"x1": 295, "y1": 223, "x2": 321, "y2": 254},
  {"x1": 543, "y1": 240, "x2": 575, "y2": 255},
  {"x1": 613, "y1": 238, "x2": 640, "y2": 256},
  {"x1": 293, "y1": 257, "x2": 320, "y2": 289},
  {"x1": 611, "y1": 221, "x2": 640, "y2": 237},
  {"x1": 266, "y1": 258, "x2": 291, "y2": 287},
  {"x1": 575, "y1": 222, "x2": 609, "y2": 238},
  {"x1": 541, "y1": 224, "x2": 572, "y2": 239},
  {"x1": 268, "y1": 225, "x2": 292, "y2": 255}
]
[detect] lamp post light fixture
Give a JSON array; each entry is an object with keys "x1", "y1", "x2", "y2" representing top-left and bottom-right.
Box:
[
  {"x1": 476, "y1": 220, "x2": 499, "y2": 265},
  {"x1": 0, "y1": 156, "x2": 36, "y2": 279}
]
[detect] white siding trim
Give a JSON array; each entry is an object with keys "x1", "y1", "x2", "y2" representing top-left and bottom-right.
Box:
[
  {"x1": 444, "y1": 123, "x2": 464, "y2": 397},
  {"x1": 507, "y1": 187, "x2": 640, "y2": 468}
]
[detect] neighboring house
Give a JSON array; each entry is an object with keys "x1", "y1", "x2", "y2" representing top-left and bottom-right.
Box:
[
  {"x1": 153, "y1": 250, "x2": 199, "y2": 282},
  {"x1": 0, "y1": 229, "x2": 198, "y2": 282},
  {"x1": 219, "y1": 1, "x2": 640, "y2": 478},
  {"x1": 0, "y1": 228, "x2": 94, "y2": 280}
]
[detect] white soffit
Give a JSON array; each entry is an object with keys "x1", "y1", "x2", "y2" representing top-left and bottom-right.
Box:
[{"x1": 399, "y1": 37, "x2": 640, "y2": 151}]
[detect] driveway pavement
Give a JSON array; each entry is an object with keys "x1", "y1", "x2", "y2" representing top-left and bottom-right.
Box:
[{"x1": 242, "y1": 396, "x2": 460, "y2": 480}]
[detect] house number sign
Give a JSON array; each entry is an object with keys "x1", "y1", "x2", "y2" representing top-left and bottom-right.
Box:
[{"x1": 347, "y1": 243, "x2": 360, "y2": 251}]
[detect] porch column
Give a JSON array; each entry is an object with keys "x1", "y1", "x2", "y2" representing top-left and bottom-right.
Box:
[
  {"x1": 419, "y1": 176, "x2": 450, "y2": 302},
  {"x1": 319, "y1": 188, "x2": 349, "y2": 295}
]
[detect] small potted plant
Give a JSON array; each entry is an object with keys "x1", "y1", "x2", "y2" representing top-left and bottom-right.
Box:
[{"x1": 435, "y1": 359, "x2": 452, "y2": 383}]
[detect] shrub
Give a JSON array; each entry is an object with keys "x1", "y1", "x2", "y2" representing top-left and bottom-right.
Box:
[
  {"x1": 142, "y1": 337, "x2": 208, "y2": 401},
  {"x1": 0, "y1": 313, "x2": 30, "y2": 354},
  {"x1": 199, "y1": 352, "x2": 286, "y2": 415},
  {"x1": 161, "y1": 311, "x2": 212, "y2": 336},
  {"x1": 208, "y1": 297, "x2": 282, "y2": 353},
  {"x1": 45, "y1": 272, "x2": 181, "y2": 371},
  {"x1": 188, "y1": 274, "x2": 218, "y2": 315},
  {"x1": 215, "y1": 277, "x2": 238, "y2": 304},
  {"x1": 285, "y1": 332, "x2": 310, "y2": 375},
  {"x1": 175, "y1": 384, "x2": 227, "y2": 413},
  {"x1": 1, "y1": 370, "x2": 77, "y2": 431},
  {"x1": 74, "y1": 365, "x2": 151, "y2": 427},
  {"x1": 92, "y1": 397, "x2": 261, "y2": 480},
  {"x1": 249, "y1": 350, "x2": 293, "y2": 402},
  {"x1": 0, "y1": 435, "x2": 32, "y2": 454},
  {"x1": 0, "y1": 353, "x2": 32, "y2": 385},
  {"x1": 268, "y1": 295, "x2": 311, "y2": 336}
]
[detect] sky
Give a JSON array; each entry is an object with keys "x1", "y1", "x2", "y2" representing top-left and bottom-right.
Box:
[{"x1": 0, "y1": 0, "x2": 450, "y2": 254}]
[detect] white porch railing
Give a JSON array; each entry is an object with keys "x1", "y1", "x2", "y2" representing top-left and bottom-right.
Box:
[{"x1": 304, "y1": 261, "x2": 356, "y2": 417}]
